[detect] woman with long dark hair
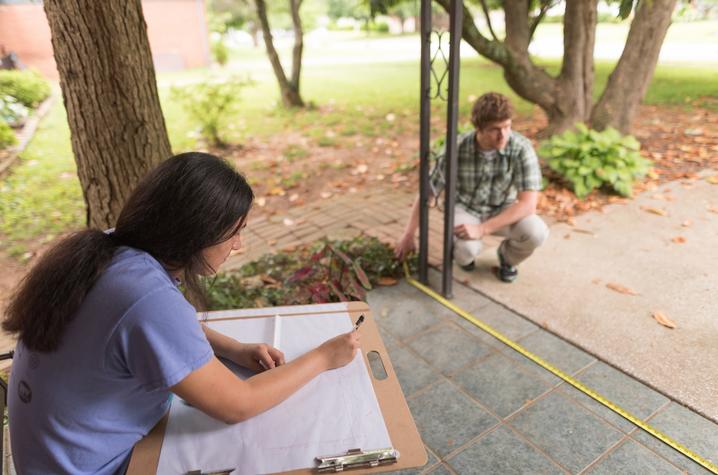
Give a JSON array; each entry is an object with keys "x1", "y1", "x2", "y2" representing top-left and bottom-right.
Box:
[{"x1": 3, "y1": 152, "x2": 360, "y2": 475}]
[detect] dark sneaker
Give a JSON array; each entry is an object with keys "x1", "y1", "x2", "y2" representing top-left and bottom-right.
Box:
[
  {"x1": 460, "y1": 261, "x2": 475, "y2": 272},
  {"x1": 496, "y1": 243, "x2": 518, "y2": 283}
]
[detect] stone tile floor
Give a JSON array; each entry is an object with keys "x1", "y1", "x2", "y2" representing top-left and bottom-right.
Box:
[{"x1": 368, "y1": 274, "x2": 718, "y2": 475}]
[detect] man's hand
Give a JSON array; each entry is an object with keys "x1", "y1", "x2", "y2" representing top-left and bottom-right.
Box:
[
  {"x1": 454, "y1": 223, "x2": 485, "y2": 240},
  {"x1": 230, "y1": 342, "x2": 285, "y2": 372},
  {"x1": 394, "y1": 232, "x2": 416, "y2": 260}
]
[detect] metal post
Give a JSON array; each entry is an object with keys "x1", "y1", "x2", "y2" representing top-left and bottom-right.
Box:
[
  {"x1": 418, "y1": 0, "x2": 432, "y2": 285},
  {"x1": 442, "y1": 0, "x2": 462, "y2": 298}
]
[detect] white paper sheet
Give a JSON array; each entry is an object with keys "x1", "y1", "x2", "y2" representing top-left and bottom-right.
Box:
[{"x1": 156, "y1": 307, "x2": 392, "y2": 474}]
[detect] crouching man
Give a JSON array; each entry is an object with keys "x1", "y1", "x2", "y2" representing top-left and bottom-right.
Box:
[{"x1": 395, "y1": 92, "x2": 549, "y2": 283}]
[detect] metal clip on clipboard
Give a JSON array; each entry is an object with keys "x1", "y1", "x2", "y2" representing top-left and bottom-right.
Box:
[{"x1": 315, "y1": 447, "x2": 399, "y2": 472}]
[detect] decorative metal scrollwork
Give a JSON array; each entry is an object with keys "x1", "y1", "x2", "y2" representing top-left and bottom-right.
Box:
[{"x1": 428, "y1": 30, "x2": 451, "y2": 101}]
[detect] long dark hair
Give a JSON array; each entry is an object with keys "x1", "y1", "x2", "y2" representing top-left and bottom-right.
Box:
[{"x1": 3, "y1": 152, "x2": 253, "y2": 352}]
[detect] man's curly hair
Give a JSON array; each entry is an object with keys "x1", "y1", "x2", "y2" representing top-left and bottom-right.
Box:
[{"x1": 471, "y1": 92, "x2": 513, "y2": 130}]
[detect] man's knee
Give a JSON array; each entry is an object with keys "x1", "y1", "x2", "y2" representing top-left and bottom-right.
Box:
[
  {"x1": 515, "y1": 215, "x2": 549, "y2": 249},
  {"x1": 454, "y1": 238, "x2": 482, "y2": 264}
]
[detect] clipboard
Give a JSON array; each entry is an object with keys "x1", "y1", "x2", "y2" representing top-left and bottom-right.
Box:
[{"x1": 127, "y1": 301, "x2": 427, "y2": 474}]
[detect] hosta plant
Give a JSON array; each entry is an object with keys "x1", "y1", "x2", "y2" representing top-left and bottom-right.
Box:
[{"x1": 540, "y1": 124, "x2": 652, "y2": 198}]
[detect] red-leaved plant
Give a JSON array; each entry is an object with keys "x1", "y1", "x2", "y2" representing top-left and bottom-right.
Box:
[{"x1": 287, "y1": 243, "x2": 372, "y2": 303}]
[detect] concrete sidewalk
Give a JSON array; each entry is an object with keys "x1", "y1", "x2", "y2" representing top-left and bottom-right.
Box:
[
  {"x1": 226, "y1": 174, "x2": 718, "y2": 424},
  {"x1": 370, "y1": 275, "x2": 718, "y2": 474}
]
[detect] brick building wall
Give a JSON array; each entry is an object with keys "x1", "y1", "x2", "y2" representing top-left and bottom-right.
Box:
[{"x1": 0, "y1": 0, "x2": 210, "y2": 78}]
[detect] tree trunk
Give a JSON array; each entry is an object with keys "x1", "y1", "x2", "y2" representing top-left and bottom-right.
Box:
[
  {"x1": 44, "y1": 0, "x2": 171, "y2": 229},
  {"x1": 254, "y1": 0, "x2": 304, "y2": 107},
  {"x1": 289, "y1": 0, "x2": 304, "y2": 97},
  {"x1": 543, "y1": 0, "x2": 597, "y2": 136},
  {"x1": 590, "y1": 0, "x2": 678, "y2": 132}
]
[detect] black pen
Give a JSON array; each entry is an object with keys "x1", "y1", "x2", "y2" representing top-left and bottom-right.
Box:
[{"x1": 353, "y1": 314, "x2": 365, "y2": 331}]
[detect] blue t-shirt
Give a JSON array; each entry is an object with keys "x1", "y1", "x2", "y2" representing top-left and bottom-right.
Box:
[{"x1": 8, "y1": 247, "x2": 213, "y2": 474}]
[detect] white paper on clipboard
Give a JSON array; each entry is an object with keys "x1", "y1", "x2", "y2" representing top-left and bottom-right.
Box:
[{"x1": 155, "y1": 305, "x2": 392, "y2": 474}]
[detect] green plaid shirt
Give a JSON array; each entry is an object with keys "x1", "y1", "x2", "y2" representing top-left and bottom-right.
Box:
[{"x1": 429, "y1": 131, "x2": 542, "y2": 219}]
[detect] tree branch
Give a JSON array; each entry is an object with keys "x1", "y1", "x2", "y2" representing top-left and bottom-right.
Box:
[
  {"x1": 529, "y1": 0, "x2": 555, "y2": 43},
  {"x1": 478, "y1": 0, "x2": 499, "y2": 42}
]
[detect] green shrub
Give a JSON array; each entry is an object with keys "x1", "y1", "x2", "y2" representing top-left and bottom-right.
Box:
[
  {"x1": 0, "y1": 119, "x2": 17, "y2": 149},
  {"x1": 211, "y1": 38, "x2": 229, "y2": 67},
  {"x1": 170, "y1": 77, "x2": 250, "y2": 147},
  {"x1": 540, "y1": 124, "x2": 652, "y2": 198},
  {"x1": 0, "y1": 94, "x2": 29, "y2": 126},
  {"x1": 366, "y1": 21, "x2": 390, "y2": 33},
  {"x1": 0, "y1": 70, "x2": 51, "y2": 108}
]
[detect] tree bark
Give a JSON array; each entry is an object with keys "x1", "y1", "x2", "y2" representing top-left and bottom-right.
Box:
[
  {"x1": 590, "y1": 0, "x2": 678, "y2": 132},
  {"x1": 254, "y1": 0, "x2": 304, "y2": 107},
  {"x1": 44, "y1": 0, "x2": 171, "y2": 229}
]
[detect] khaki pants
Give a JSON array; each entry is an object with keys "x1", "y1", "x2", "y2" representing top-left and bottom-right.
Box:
[{"x1": 454, "y1": 205, "x2": 549, "y2": 267}]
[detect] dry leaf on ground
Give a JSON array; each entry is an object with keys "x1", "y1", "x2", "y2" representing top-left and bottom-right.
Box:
[
  {"x1": 641, "y1": 206, "x2": 668, "y2": 216},
  {"x1": 256, "y1": 197, "x2": 267, "y2": 207},
  {"x1": 708, "y1": 206, "x2": 718, "y2": 214},
  {"x1": 652, "y1": 310, "x2": 677, "y2": 329},
  {"x1": 706, "y1": 176, "x2": 718, "y2": 184},
  {"x1": 377, "y1": 277, "x2": 398, "y2": 286},
  {"x1": 681, "y1": 220, "x2": 692, "y2": 227},
  {"x1": 283, "y1": 218, "x2": 294, "y2": 226},
  {"x1": 671, "y1": 236, "x2": 686, "y2": 244},
  {"x1": 320, "y1": 192, "x2": 332, "y2": 199},
  {"x1": 606, "y1": 282, "x2": 640, "y2": 296}
]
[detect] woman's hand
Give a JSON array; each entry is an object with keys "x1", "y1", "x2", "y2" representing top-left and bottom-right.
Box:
[
  {"x1": 318, "y1": 331, "x2": 361, "y2": 370},
  {"x1": 231, "y1": 342, "x2": 285, "y2": 372}
]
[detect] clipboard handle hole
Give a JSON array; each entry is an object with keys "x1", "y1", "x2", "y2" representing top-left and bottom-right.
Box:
[{"x1": 367, "y1": 351, "x2": 388, "y2": 380}]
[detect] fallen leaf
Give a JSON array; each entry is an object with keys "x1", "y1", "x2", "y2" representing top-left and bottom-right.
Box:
[
  {"x1": 606, "y1": 282, "x2": 639, "y2": 296},
  {"x1": 268, "y1": 187, "x2": 286, "y2": 196},
  {"x1": 652, "y1": 310, "x2": 676, "y2": 329},
  {"x1": 591, "y1": 278, "x2": 602, "y2": 285},
  {"x1": 707, "y1": 176, "x2": 718, "y2": 185},
  {"x1": 377, "y1": 277, "x2": 398, "y2": 286},
  {"x1": 260, "y1": 274, "x2": 280, "y2": 286},
  {"x1": 385, "y1": 113, "x2": 396, "y2": 122},
  {"x1": 708, "y1": 206, "x2": 718, "y2": 214},
  {"x1": 641, "y1": 206, "x2": 668, "y2": 216},
  {"x1": 563, "y1": 233, "x2": 571, "y2": 239},
  {"x1": 356, "y1": 164, "x2": 368, "y2": 174},
  {"x1": 288, "y1": 193, "x2": 299, "y2": 202},
  {"x1": 282, "y1": 245, "x2": 297, "y2": 252},
  {"x1": 320, "y1": 191, "x2": 332, "y2": 199},
  {"x1": 256, "y1": 197, "x2": 267, "y2": 207},
  {"x1": 268, "y1": 239, "x2": 277, "y2": 245},
  {"x1": 376, "y1": 174, "x2": 385, "y2": 181},
  {"x1": 671, "y1": 236, "x2": 686, "y2": 244},
  {"x1": 681, "y1": 220, "x2": 692, "y2": 227},
  {"x1": 283, "y1": 218, "x2": 295, "y2": 226}
]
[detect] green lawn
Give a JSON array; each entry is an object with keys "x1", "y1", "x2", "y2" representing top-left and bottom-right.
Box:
[{"x1": 1, "y1": 31, "x2": 717, "y2": 254}]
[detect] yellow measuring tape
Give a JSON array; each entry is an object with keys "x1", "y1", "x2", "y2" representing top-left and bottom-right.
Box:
[{"x1": 403, "y1": 263, "x2": 718, "y2": 474}]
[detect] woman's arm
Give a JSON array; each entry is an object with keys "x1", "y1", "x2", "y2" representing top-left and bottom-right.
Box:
[{"x1": 171, "y1": 330, "x2": 360, "y2": 424}]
